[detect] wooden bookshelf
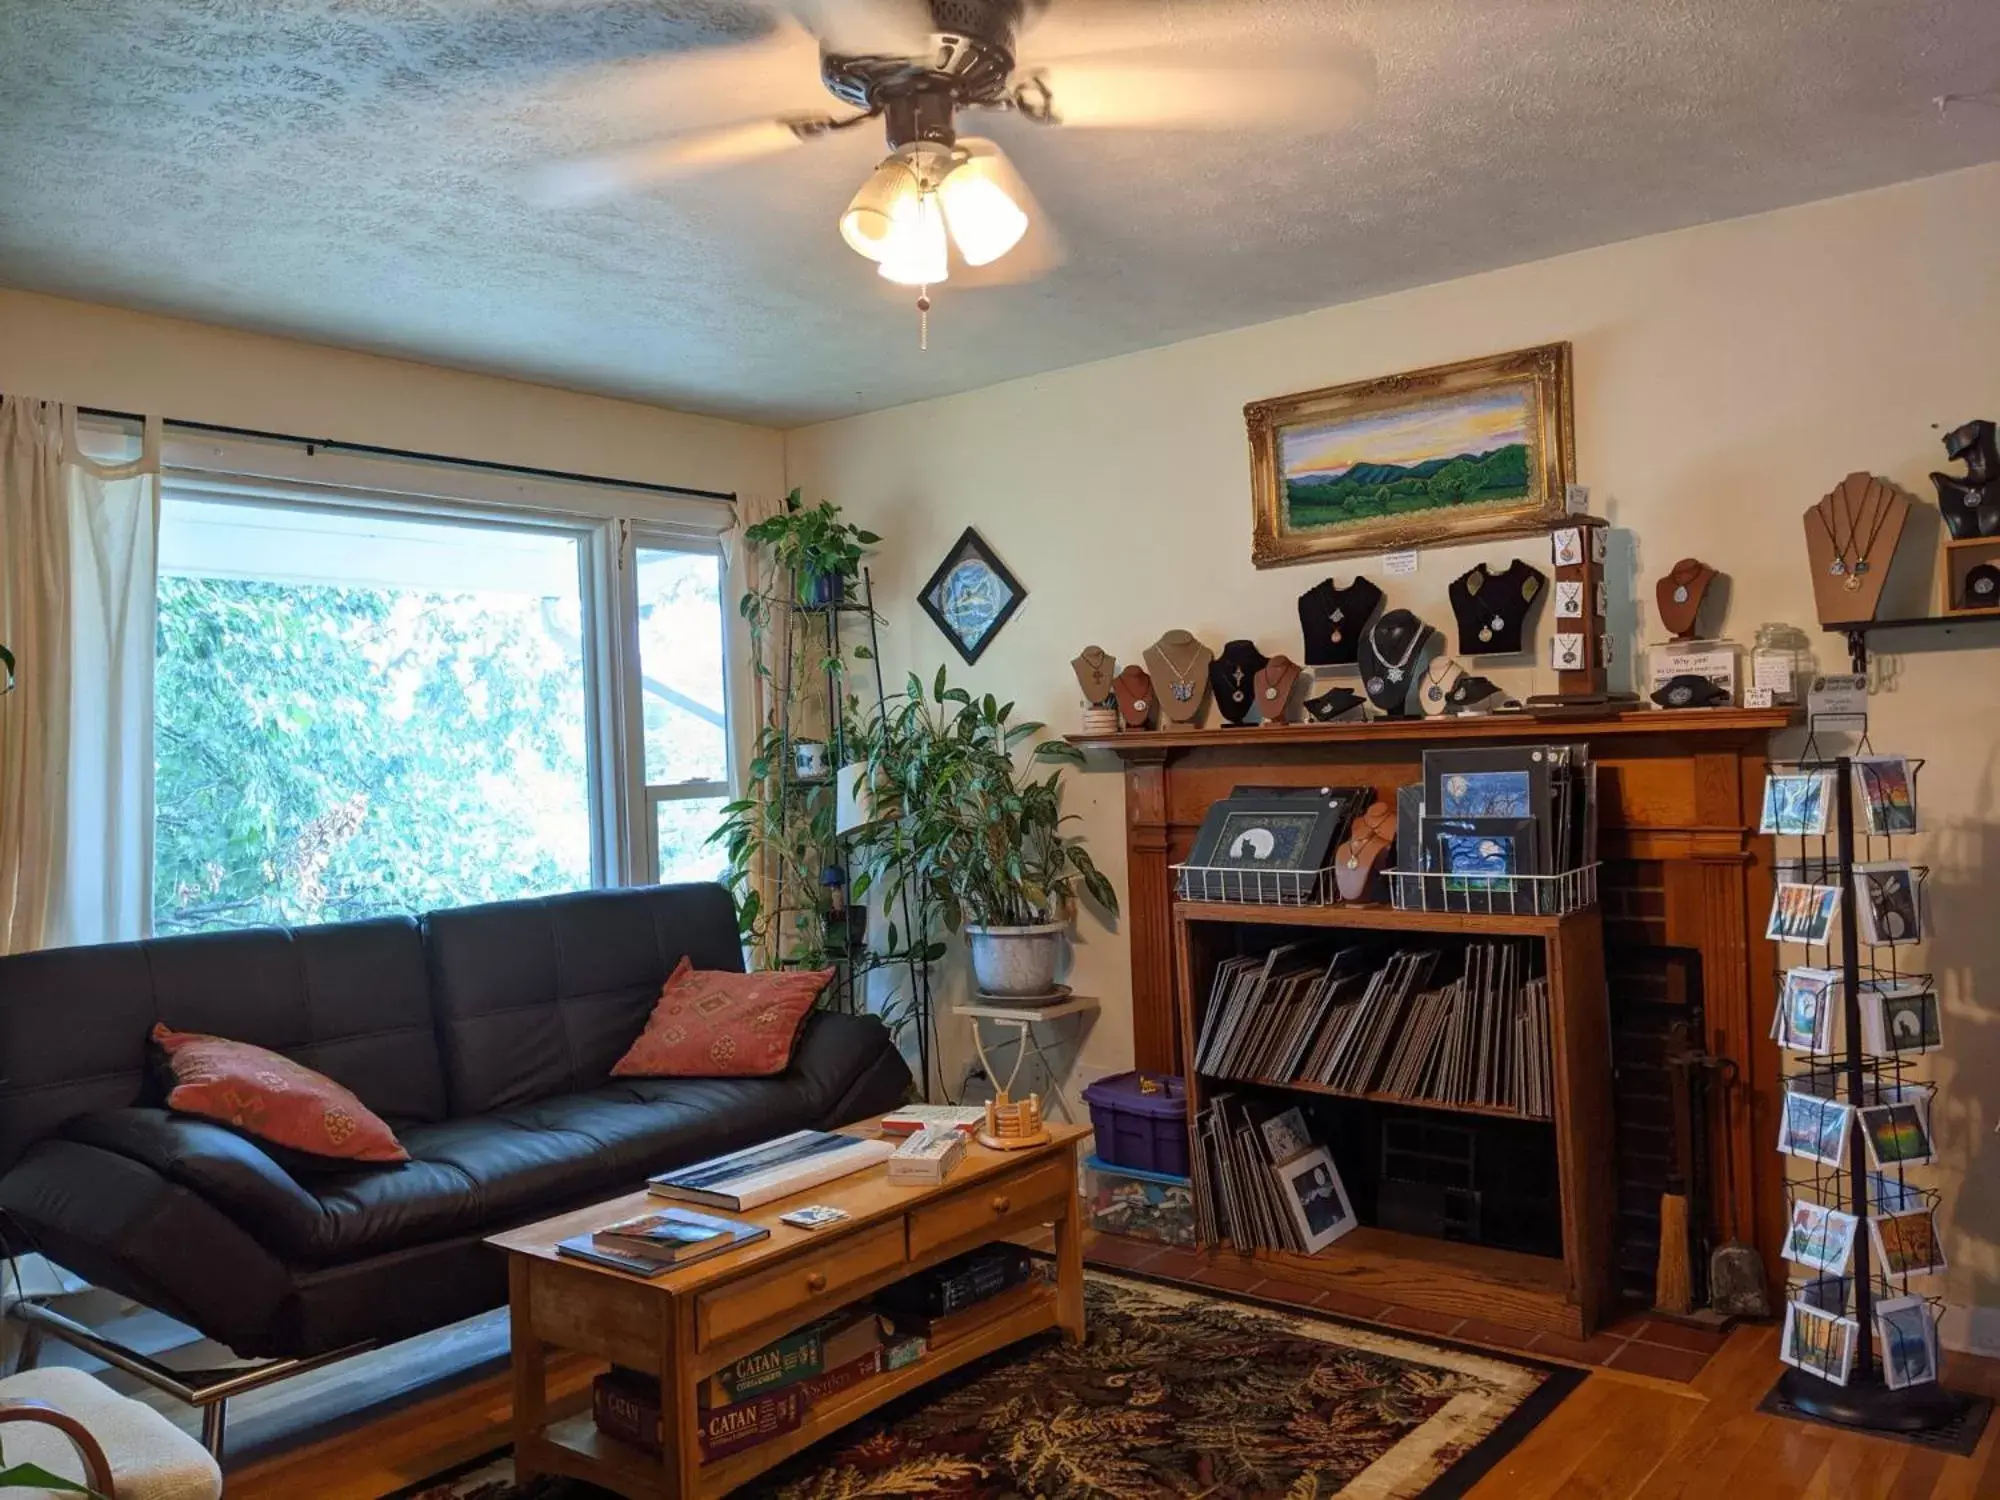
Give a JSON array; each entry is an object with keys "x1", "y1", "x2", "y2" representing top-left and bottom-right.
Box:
[{"x1": 1174, "y1": 901, "x2": 1613, "y2": 1338}]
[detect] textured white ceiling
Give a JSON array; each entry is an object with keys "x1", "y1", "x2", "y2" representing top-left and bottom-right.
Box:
[{"x1": 2, "y1": 1, "x2": 1998, "y2": 425}]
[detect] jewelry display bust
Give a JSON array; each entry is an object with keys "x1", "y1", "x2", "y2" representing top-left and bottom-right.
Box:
[
  {"x1": 1357, "y1": 610, "x2": 1433, "y2": 715},
  {"x1": 1297, "y1": 576, "x2": 1385, "y2": 666},
  {"x1": 1302, "y1": 686, "x2": 1366, "y2": 722},
  {"x1": 1654, "y1": 559, "x2": 1716, "y2": 640},
  {"x1": 1253, "y1": 654, "x2": 1303, "y2": 723},
  {"x1": 1801, "y1": 472, "x2": 1911, "y2": 627},
  {"x1": 1112, "y1": 665, "x2": 1156, "y2": 729},
  {"x1": 1445, "y1": 675, "x2": 1506, "y2": 714},
  {"x1": 1142, "y1": 631, "x2": 1213, "y2": 724},
  {"x1": 1071, "y1": 646, "x2": 1117, "y2": 705},
  {"x1": 1209, "y1": 640, "x2": 1270, "y2": 726},
  {"x1": 1416, "y1": 657, "x2": 1466, "y2": 718},
  {"x1": 1446, "y1": 559, "x2": 1546, "y2": 655},
  {"x1": 1931, "y1": 419, "x2": 2000, "y2": 541},
  {"x1": 1334, "y1": 800, "x2": 1397, "y2": 902}
]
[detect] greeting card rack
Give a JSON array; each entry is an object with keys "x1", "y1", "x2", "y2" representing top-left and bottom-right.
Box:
[{"x1": 1767, "y1": 727, "x2": 1966, "y2": 1432}]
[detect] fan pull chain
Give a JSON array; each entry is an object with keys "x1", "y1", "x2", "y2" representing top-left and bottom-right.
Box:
[{"x1": 917, "y1": 288, "x2": 931, "y2": 351}]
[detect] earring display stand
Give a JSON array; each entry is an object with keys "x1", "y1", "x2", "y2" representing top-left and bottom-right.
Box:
[{"x1": 1768, "y1": 715, "x2": 1969, "y2": 1434}]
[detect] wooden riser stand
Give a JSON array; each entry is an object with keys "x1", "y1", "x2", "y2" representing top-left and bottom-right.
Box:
[{"x1": 1173, "y1": 900, "x2": 1615, "y2": 1339}]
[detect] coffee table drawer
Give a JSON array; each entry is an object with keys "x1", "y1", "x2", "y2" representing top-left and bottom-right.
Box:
[
  {"x1": 908, "y1": 1156, "x2": 1071, "y2": 1260},
  {"x1": 695, "y1": 1219, "x2": 905, "y2": 1349}
]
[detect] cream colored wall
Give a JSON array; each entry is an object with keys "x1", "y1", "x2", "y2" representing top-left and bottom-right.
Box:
[
  {"x1": 0, "y1": 287, "x2": 783, "y2": 502},
  {"x1": 787, "y1": 162, "x2": 2000, "y2": 1344}
]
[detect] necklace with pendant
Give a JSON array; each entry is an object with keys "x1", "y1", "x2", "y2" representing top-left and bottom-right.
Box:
[
  {"x1": 1366, "y1": 618, "x2": 1426, "y2": 684},
  {"x1": 1154, "y1": 637, "x2": 1205, "y2": 702}
]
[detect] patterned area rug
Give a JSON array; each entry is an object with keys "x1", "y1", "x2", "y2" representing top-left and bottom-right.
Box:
[{"x1": 399, "y1": 1270, "x2": 1580, "y2": 1500}]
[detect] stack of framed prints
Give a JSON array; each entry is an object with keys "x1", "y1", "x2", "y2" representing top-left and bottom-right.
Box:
[
  {"x1": 1176, "y1": 785, "x2": 1373, "y2": 904},
  {"x1": 1762, "y1": 746, "x2": 1964, "y2": 1428},
  {"x1": 1387, "y1": 744, "x2": 1600, "y2": 915}
]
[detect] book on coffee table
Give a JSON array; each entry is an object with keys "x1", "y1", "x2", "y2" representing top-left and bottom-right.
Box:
[
  {"x1": 646, "y1": 1129, "x2": 895, "y2": 1212},
  {"x1": 591, "y1": 1207, "x2": 736, "y2": 1260}
]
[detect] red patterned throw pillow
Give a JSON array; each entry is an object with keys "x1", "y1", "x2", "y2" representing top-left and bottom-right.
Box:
[
  {"x1": 611, "y1": 958, "x2": 832, "y2": 1079},
  {"x1": 151, "y1": 1023, "x2": 409, "y2": 1164}
]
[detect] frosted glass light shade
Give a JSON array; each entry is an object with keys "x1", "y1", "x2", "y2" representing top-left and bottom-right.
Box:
[
  {"x1": 876, "y1": 190, "x2": 949, "y2": 286},
  {"x1": 938, "y1": 152, "x2": 1028, "y2": 266},
  {"x1": 839, "y1": 158, "x2": 917, "y2": 262}
]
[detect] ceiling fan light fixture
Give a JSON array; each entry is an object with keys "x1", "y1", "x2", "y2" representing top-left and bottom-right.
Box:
[
  {"x1": 838, "y1": 156, "x2": 918, "y2": 262},
  {"x1": 875, "y1": 188, "x2": 949, "y2": 286},
  {"x1": 937, "y1": 145, "x2": 1028, "y2": 267}
]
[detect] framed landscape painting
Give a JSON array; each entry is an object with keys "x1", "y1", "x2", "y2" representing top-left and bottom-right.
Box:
[{"x1": 1246, "y1": 343, "x2": 1575, "y2": 566}]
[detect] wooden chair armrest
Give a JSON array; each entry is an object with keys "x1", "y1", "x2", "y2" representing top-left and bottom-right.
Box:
[{"x1": 0, "y1": 1400, "x2": 115, "y2": 1497}]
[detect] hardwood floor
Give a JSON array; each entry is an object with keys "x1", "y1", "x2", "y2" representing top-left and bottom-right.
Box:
[{"x1": 208, "y1": 1307, "x2": 2000, "y2": 1499}]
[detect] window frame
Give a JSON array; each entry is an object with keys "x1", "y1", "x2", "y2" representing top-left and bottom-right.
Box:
[{"x1": 613, "y1": 523, "x2": 740, "y2": 887}]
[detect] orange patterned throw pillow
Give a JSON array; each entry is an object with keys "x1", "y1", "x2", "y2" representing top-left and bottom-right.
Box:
[
  {"x1": 611, "y1": 958, "x2": 832, "y2": 1079},
  {"x1": 151, "y1": 1023, "x2": 409, "y2": 1163}
]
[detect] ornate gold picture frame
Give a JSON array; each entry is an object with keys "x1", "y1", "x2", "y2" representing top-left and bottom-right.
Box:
[{"x1": 1247, "y1": 343, "x2": 1575, "y2": 567}]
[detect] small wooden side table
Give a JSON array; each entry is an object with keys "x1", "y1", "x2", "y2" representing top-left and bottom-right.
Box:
[{"x1": 952, "y1": 993, "x2": 1099, "y2": 1122}]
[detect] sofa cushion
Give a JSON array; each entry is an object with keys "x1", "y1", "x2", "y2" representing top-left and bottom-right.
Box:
[
  {"x1": 611, "y1": 958, "x2": 833, "y2": 1079},
  {"x1": 424, "y1": 884, "x2": 745, "y2": 1116},
  {"x1": 0, "y1": 917, "x2": 444, "y2": 1174},
  {"x1": 152, "y1": 1024, "x2": 409, "y2": 1164}
]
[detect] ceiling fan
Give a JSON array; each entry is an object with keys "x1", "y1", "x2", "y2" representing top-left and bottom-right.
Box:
[{"x1": 539, "y1": 0, "x2": 1375, "y2": 338}]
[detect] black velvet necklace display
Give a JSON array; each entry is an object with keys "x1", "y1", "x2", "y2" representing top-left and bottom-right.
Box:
[
  {"x1": 1208, "y1": 640, "x2": 1269, "y2": 725},
  {"x1": 1303, "y1": 685, "x2": 1366, "y2": 722},
  {"x1": 1357, "y1": 610, "x2": 1432, "y2": 715},
  {"x1": 1297, "y1": 577, "x2": 1384, "y2": 666},
  {"x1": 1447, "y1": 559, "x2": 1546, "y2": 656}
]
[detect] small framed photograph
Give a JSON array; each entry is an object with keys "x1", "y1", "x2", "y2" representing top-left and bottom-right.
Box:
[
  {"x1": 1870, "y1": 1207, "x2": 1947, "y2": 1277},
  {"x1": 1860, "y1": 984, "x2": 1943, "y2": 1054},
  {"x1": 1761, "y1": 771, "x2": 1833, "y2": 835},
  {"x1": 1859, "y1": 1098, "x2": 1934, "y2": 1170},
  {"x1": 1555, "y1": 580, "x2": 1584, "y2": 618},
  {"x1": 1432, "y1": 817, "x2": 1536, "y2": 895},
  {"x1": 1853, "y1": 756, "x2": 1920, "y2": 835},
  {"x1": 1258, "y1": 1107, "x2": 1312, "y2": 1164},
  {"x1": 1782, "y1": 1198, "x2": 1859, "y2": 1276},
  {"x1": 1778, "y1": 1090, "x2": 1852, "y2": 1168},
  {"x1": 1853, "y1": 862, "x2": 1922, "y2": 946},
  {"x1": 1767, "y1": 883, "x2": 1841, "y2": 945},
  {"x1": 1876, "y1": 1295, "x2": 1939, "y2": 1389},
  {"x1": 1550, "y1": 632, "x2": 1587, "y2": 671},
  {"x1": 1776, "y1": 968, "x2": 1842, "y2": 1054},
  {"x1": 1274, "y1": 1145, "x2": 1357, "y2": 1253},
  {"x1": 1781, "y1": 1301, "x2": 1858, "y2": 1386},
  {"x1": 1552, "y1": 527, "x2": 1584, "y2": 567}
]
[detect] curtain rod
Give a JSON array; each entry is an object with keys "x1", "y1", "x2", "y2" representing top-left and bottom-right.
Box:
[{"x1": 72, "y1": 405, "x2": 738, "y2": 505}]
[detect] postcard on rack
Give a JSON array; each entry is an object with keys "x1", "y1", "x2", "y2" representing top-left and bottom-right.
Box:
[
  {"x1": 1875, "y1": 1295, "x2": 1940, "y2": 1389},
  {"x1": 1870, "y1": 1207, "x2": 1947, "y2": 1277},
  {"x1": 1859, "y1": 1098, "x2": 1935, "y2": 1170},
  {"x1": 1853, "y1": 861, "x2": 1923, "y2": 946},
  {"x1": 1860, "y1": 984, "x2": 1943, "y2": 1054},
  {"x1": 1781, "y1": 1301, "x2": 1858, "y2": 1386},
  {"x1": 1775, "y1": 968, "x2": 1841, "y2": 1054},
  {"x1": 1767, "y1": 883, "x2": 1841, "y2": 945},
  {"x1": 1778, "y1": 1089, "x2": 1852, "y2": 1168},
  {"x1": 1782, "y1": 1198, "x2": 1859, "y2": 1275},
  {"x1": 1852, "y1": 756, "x2": 1920, "y2": 836},
  {"x1": 1761, "y1": 771, "x2": 1834, "y2": 836}
]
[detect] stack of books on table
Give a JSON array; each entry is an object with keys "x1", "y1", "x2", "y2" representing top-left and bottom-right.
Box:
[
  {"x1": 556, "y1": 1206, "x2": 766, "y2": 1276},
  {"x1": 876, "y1": 1244, "x2": 1041, "y2": 1346},
  {"x1": 593, "y1": 1307, "x2": 927, "y2": 1461}
]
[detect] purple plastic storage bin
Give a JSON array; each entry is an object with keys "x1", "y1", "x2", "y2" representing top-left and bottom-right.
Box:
[{"x1": 1082, "y1": 1071, "x2": 1189, "y2": 1177}]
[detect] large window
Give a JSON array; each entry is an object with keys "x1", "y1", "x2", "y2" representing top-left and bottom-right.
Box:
[
  {"x1": 154, "y1": 495, "x2": 602, "y2": 933},
  {"x1": 633, "y1": 543, "x2": 732, "y2": 885}
]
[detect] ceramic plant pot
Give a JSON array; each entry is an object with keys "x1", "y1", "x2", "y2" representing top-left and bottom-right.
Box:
[{"x1": 964, "y1": 920, "x2": 1068, "y2": 999}]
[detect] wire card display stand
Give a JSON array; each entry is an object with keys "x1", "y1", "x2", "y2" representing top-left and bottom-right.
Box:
[
  {"x1": 1768, "y1": 708, "x2": 1969, "y2": 1433},
  {"x1": 1387, "y1": 864, "x2": 1600, "y2": 919}
]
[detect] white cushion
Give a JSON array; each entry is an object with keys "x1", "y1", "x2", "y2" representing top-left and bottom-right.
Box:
[{"x1": 0, "y1": 1367, "x2": 220, "y2": 1500}]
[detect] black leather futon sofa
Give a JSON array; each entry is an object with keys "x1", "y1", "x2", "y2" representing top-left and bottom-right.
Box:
[{"x1": 0, "y1": 884, "x2": 911, "y2": 1358}]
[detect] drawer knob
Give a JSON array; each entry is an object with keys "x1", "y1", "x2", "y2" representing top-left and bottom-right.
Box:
[
  {"x1": 805, "y1": 1271, "x2": 827, "y2": 1293},
  {"x1": 992, "y1": 1195, "x2": 1011, "y2": 1214}
]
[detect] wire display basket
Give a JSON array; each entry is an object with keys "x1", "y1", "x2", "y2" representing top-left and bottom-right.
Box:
[
  {"x1": 1386, "y1": 862, "x2": 1599, "y2": 917},
  {"x1": 1172, "y1": 863, "x2": 1336, "y2": 906}
]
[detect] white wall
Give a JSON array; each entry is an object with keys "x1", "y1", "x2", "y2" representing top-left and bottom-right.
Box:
[
  {"x1": 0, "y1": 287, "x2": 784, "y2": 505},
  {"x1": 787, "y1": 162, "x2": 2000, "y2": 1343}
]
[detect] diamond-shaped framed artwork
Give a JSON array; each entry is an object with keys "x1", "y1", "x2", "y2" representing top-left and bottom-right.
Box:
[{"x1": 918, "y1": 527, "x2": 1025, "y2": 665}]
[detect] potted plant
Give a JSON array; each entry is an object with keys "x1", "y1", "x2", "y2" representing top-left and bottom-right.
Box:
[
  {"x1": 849, "y1": 668, "x2": 1117, "y2": 999},
  {"x1": 741, "y1": 488, "x2": 880, "y2": 607}
]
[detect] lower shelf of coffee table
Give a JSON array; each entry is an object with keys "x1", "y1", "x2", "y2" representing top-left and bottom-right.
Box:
[{"x1": 522, "y1": 1282, "x2": 1060, "y2": 1500}]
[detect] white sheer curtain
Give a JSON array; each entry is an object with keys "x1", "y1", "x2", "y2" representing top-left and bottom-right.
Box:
[{"x1": 0, "y1": 399, "x2": 160, "y2": 953}]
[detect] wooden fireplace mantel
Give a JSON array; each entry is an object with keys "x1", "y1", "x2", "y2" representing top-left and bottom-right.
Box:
[{"x1": 1068, "y1": 704, "x2": 1798, "y2": 1301}]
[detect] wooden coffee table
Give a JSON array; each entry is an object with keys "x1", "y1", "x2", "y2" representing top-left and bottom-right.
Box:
[{"x1": 489, "y1": 1120, "x2": 1090, "y2": 1500}]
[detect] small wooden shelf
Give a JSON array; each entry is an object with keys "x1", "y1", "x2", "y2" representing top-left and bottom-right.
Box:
[
  {"x1": 1203, "y1": 1068, "x2": 1553, "y2": 1123},
  {"x1": 1175, "y1": 899, "x2": 1582, "y2": 937}
]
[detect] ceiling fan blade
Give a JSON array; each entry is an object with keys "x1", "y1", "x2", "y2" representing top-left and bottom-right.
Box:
[
  {"x1": 756, "y1": 0, "x2": 937, "y2": 55},
  {"x1": 949, "y1": 136, "x2": 1064, "y2": 287},
  {"x1": 531, "y1": 118, "x2": 820, "y2": 204},
  {"x1": 1018, "y1": 46, "x2": 1376, "y2": 131}
]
